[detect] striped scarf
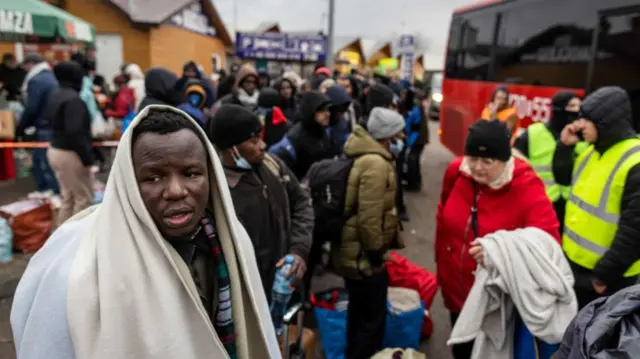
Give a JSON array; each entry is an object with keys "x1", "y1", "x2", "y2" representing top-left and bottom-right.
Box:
[{"x1": 201, "y1": 214, "x2": 238, "y2": 359}]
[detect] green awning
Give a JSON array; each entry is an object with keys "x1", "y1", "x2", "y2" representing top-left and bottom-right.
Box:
[{"x1": 0, "y1": 0, "x2": 95, "y2": 43}]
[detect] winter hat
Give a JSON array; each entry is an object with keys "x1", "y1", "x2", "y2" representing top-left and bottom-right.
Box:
[
  {"x1": 367, "y1": 107, "x2": 406, "y2": 140},
  {"x1": 22, "y1": 53, "x2": 44, "y2": 65},
  {"x1": 464, "y1": 119, "x2": 512, "y2": 162},
  {"x1": 366, "y1": 84, "x2": 395, "y2": 113},
  {"x1": 206, "y1": 104, "x2": 263, "y2": 149}
]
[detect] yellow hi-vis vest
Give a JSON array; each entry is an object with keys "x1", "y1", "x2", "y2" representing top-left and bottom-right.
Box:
[
  {"x1": 563, "y1": 138, "x2": 640, "y2": 276},
  {"x1": 528, "y1": 123, "x2": 588, "y2": 202}
]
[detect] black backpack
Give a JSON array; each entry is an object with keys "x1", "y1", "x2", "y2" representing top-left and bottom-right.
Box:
[{"x1": 303, "y1": 155, "x2": 358, "y2": 243}]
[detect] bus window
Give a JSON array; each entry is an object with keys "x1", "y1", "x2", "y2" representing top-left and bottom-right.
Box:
[
  {"x1": 591, "y1": 8, "x2": 640, "y2": 130},
  {"x1": 444, "y1": 12, "x2": 497, "y2": 81},
  {"x1": 493, "y1": 0, "x2": 596, "y2": 89}
]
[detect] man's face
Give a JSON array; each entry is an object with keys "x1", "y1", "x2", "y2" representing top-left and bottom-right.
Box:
[
  {"x1": 235, "y1": 135, "x2": 266, "y2": 165},
  {"x1": 280, "y1": 81, "x2": 293, "y2": 99},
  {"x1": 314, "y1": 108, "x2": 331, "y2": 127},
  {"x1": 133, "y1": 129, "x2": 210, "y2": 238},
  {"x1": 4, "y1": 58, "x2": 16, "y2": 69},
  {"x1": 577, "y1": 118, "x2": 598, "y2": 144},
  {"x1": 242, "y1": 75, "x2": 258, "y2": 95},
  {"x1": 22, "y1": 62, "x2": 34, "y2": 72},
  {"x1": 338, "y1": 78, "x2": 352, "y2": 97}
]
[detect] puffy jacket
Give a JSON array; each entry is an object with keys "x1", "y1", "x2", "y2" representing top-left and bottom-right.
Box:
[
  {"x1": 269, "y1": 91, "x2": 333, "y2": 180},
  {"x1": 104, "y1": 87, "x2": 135, "y2": 119},
  {"x1": 17, "y1": 64, "x2": 58, "y2": 134},
  {"x1": 552, "y1": 86, "x2": 640, "y2": 288},
  {"x1": 555, "y1": 284, "x2": 640, "y2": 359},
  {"x1": 333, "y1": 125, "x2": 399, "y2": 279},
  {"x1": 435, "y1": 157, "x2": 561, "y2": 313}
]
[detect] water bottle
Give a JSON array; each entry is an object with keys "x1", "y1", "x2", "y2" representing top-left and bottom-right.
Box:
[{"x1": 270, "y1": 255, "x2": 295, "y2": 336}]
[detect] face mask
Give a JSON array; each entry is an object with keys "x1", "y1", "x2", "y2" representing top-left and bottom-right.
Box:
[
  {"x1": 390, "y1": 139, "x2": 404, "y2": 155},
  {"x1": 565, "y1": 110, "x2": 580, "y2": 124},
  {"x1": 232, "y1": 147, "x2": 252, "y2": 170}
]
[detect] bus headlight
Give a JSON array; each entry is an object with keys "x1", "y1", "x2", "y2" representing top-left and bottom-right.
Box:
[{"x1": 431, "y1": 92, "x2": 443, "y2": 103}]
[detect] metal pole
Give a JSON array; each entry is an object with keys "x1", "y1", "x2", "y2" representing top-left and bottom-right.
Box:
[{"x1": 326, "y1": 0, "x2": 335, "y2": 69}]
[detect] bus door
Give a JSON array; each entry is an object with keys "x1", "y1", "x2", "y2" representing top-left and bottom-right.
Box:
[{"x1": 588, "y1": 5, "x2": 640, "y2": 130}]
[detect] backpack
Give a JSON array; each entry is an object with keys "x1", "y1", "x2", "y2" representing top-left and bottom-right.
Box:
[{"x1": 303, "y1": 155, "x2": 358, "y2": 243}]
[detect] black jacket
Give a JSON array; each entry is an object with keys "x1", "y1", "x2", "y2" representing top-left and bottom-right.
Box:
[
  {"x1": 514, "y1": 91, "x2": 579, "y2": 229},
  {"x1": 555, "y1": 284, "x2": 640, "y2": 359},
  {"x1": 271, "y1": 91, "x2": 333, "y2": 180},
  {"x1": 138, "y1": 68, "x2": 179, "y2": 111},
  {"x1": 552, "y1": 86, "x2": 640, "y2": 287},
  {"x1": 223, "y1": 155, "x2": 313, "y2": 295},
  {"x1": 0, "y1": 64, "x2": 25, "y2": 101},
  {"x1": 48, "y1": 62, "x2": 93, "y2": 166}
]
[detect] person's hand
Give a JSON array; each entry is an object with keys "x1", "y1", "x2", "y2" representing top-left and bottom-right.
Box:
[
  {"x1": 592, "y1": 278, "x2": 607, "y2": 295},
  {"x1": 276, "y1": 254, "x2": 306, "y2": 280},
  {"x1": 469, "y1": 240, "x2": 484, "y2": 266},
  {"x1": 560, "y1": 121, "x2": 583, "y2": 146}
]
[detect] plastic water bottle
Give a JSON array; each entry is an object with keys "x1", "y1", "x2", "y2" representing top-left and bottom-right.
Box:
[{"x1": 270, "y1": 255, "x2": 295, "y2": 336}]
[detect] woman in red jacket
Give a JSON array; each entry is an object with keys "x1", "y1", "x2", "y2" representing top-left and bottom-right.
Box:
[
  {"x1": 435, "y1": 119, "x2": 560, "y2": 359},
  {"x1": 104, "y1": 73, "x2": 135, "y2": 138}
]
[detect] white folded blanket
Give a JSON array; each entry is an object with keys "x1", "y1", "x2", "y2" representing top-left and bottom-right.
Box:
[{"x1": 448, "y1": 227, "x2": 577, "y2": 359}]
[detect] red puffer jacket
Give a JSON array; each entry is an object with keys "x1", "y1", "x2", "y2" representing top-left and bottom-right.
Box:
[{"x1": 435, "y1": 157, "x2": 561, "y2": 313}]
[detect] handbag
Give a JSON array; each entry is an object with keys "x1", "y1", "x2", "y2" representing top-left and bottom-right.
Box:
[{"x1": 91, "y1": 111, "x2": 115, "y2": 139}]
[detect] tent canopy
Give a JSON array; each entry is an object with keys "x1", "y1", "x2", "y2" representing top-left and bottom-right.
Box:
[{"x1": 0, "y1": 0, "x2": 94, "y2": 43}]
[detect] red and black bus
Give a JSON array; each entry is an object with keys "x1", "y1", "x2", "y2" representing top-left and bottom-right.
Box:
[{"x1": 439, "y1": 0, "x2": 640, "y2": 155}]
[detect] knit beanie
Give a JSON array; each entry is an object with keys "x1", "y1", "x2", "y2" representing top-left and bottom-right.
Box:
[
  {"x1": 367, "y1": 107, "x2": 406, "y2": 140},
  {"x1": 464, "y1": 119, "x2": 512, "y2": 161},
  {"x1": 366, "y1": 84, "x2": 395, "y2": 113},
  {"x1": 206, "y1": 104, "x2": 263, "y2": 149}
]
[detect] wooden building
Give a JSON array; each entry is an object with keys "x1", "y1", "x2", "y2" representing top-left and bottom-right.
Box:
[{"x1": 62, "y1": 0, "x2": 233, "y2": 81}]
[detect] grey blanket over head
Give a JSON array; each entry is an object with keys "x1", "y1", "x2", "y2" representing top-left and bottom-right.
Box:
[{"x1": 447, "y1": 227, "x2": 577, "y2": 359}]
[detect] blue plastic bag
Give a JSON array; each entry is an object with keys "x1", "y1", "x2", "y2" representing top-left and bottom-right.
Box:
[
  {"x1": 0, "y1": 217, "x2": 13, "y2": 263},
  {"x1": 122, "y1": 110, "x2": 136, "y2": 134},
  {"x1": 382, "y1": 300, "x2": 425, "y2": 349},
  {"x1": 314, "y1": 306, "x2": 347, "y2": 359}
]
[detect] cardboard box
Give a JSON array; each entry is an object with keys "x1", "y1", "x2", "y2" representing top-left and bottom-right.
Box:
[
  {"x1": 279, "y1": 326, "x2": 318, "y2": 359},
  {"x1": 0, "y1": 110, "x2": 15, "y2": 139}
]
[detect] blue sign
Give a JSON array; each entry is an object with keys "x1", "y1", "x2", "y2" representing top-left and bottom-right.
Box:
[
  {"x1": 399, "y1": 34, "x2": 415, "y2": 81},
  {"x1": 236, "y1": 32, "x2": 327, "y2": 62}
]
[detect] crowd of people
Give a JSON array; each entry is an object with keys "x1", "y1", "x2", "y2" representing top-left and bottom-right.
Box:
[{"x1": 4, "y1": 48, "x2": 640, "y2": 359}]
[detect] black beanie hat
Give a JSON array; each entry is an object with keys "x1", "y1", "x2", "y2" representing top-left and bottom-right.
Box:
[
  {"x1": 206, "y1": 104, "x2": 262, "y2": 149},
  {"x1": 464, "y1": 119, "x2": 512, "y2": 162},
  {"x1": 366, "y1": 84, "x2": 395, "y2": 113}
]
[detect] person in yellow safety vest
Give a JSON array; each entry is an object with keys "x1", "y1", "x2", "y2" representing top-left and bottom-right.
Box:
[
  {"x1": 552, "y1": 86, "x2": 640, "y2": 310},
  {"x1": 514, "y1": 91, "x2": 586, "y2": 233}
]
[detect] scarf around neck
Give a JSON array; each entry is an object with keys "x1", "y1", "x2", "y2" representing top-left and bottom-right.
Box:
[{"x1": 237, "y1": 88, "x2": 259, "y2": 108}]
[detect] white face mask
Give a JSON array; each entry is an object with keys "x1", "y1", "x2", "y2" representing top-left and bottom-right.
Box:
[
  {"x1": 390, "y1": 139, "x2": 404, "y2": 155},
  {"x1": 232, "y1": 147, "x2": 252, "y2": 170}
]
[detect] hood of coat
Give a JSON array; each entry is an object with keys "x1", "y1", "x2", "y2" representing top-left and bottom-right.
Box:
[
  {"x1": 257, "y1": 87, "x2": 281, "y2": 108},
  {"x1": 344, "y1": 125, "x2": 393, "y2": 161},
  {"x1": 144, "y1": 68, "x2": 179, "y2": 105},
  {"x1": 182, "y1": 61, "x2": 202, "y2": 79},
  {"x1": 53, "y1": 61, "x2": 84, "y2": 92},
  {"x1": 124, "y1": 64, "x2": 144, "y2": 81},
  {"x1": 581, "y1": 86, "x2": 636, "y2": 152},
  {"x1": 297, "y1": 91, "x2": 332, "y2": 135},
  {"x1": 234, "y1": 64, "x2": 258, "y2": 89}
]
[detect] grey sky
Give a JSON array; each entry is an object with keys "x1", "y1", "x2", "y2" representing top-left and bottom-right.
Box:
[{"x1": 213, "y1": 0, "x2": 477, "y2": 69}]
